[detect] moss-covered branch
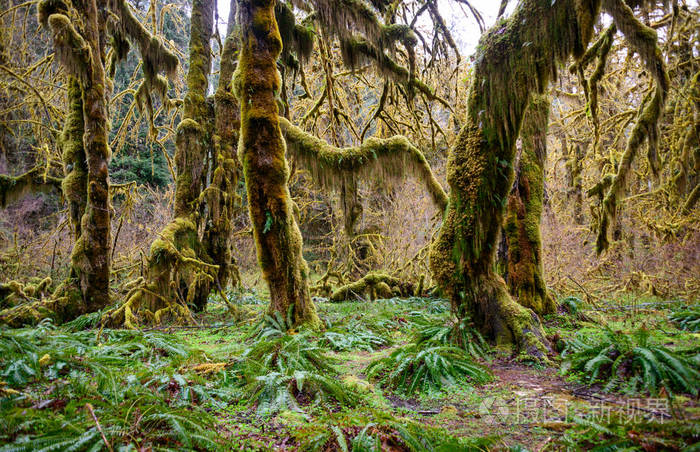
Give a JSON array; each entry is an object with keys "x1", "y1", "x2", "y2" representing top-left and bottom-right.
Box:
[
  {"x1": 279, "y1": 116, "x2": 447, "y2": 212},
  {"x1": 595, "y1": 0, "x2": 669, "y2": 253},
  {"x1": 0, "y1": 167, "x2": 62, "y2": 209}
]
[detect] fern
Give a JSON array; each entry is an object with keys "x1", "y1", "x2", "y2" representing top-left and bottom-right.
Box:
[
  {"x1": 669, "y1": 306, "x2": 700, "y2": 332},
  {"x1": 321, "y1": 327, "x2": 389, "y2": 352},
  {"x1": 0, "y1": 326, "x2": 223, "y2": 450},
  {"x1": 561, "y1": 327, "x2": 700, "y2": 397},
  {"x1": 366, "y1": 342, "x2": 491, "y2": 395},
  {"x1": 62, "y1": 310, "x2": 103, "y2": 332},
  {"x1": 413, "y1": 316, "x2": 489, "y2": 359},
  {"x1": 233, "y1": 330, "x2": 356, "y2": 415}
]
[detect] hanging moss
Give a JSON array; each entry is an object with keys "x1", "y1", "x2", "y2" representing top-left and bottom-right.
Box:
[
  {"x1": 106, "y1": 0, "x2": 179, "y2": 130},
  {"x1": 570, "y1": 24, "x2": 616, "y2": 147},
  {"x1": 329, "y1": 271, "x2": 414, "y2": 302},
  {"x1": 594, "y1": 0, "x2": 670, "y2": 253},
  {"x1": 280, "y1": 117, "x2": 447, "y2": 212},
  {"x1": 235, "y1": 0, "x2": 319, "y2": 329},
  {"x1": 42, "y1": 13, "x2": 91, "y2": 83},
  {"x1": 0, "y1": 167, "x2": 62, "y2": 209},
  {"x1": 503, "y1": 96, "x2": 556, "y2": 316},
  {"x1": 429, "y1": 0, "x2": 604, "y2": 356}
]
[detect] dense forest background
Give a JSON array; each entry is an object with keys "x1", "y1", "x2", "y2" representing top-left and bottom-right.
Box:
[
  {"x1": 1, "y1": 1, "x2": 697, "y2": 306},
  {"x1": 0, "y1": 0, "x2": 698, "y2": 450}
]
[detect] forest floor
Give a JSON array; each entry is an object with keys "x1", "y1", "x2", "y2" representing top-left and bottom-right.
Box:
[{"x1": 0, "y1": 292, "x2": 698, "y2": 451}]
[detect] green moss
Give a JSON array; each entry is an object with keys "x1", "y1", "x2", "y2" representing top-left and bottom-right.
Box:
[
  {"x1": 236, "y1": 0, "x2": 319, "y2": 329},
  {"x1": 329, "y1": 272, "x2": 414, "y2": 302},
  {"x1": 594, "y1": 0, "x2": 669, "y2": 253},
  {"x1": 430, "y1": 0, "x2": 605, "y2": 351},
  {"x1": 280, "y1": 117, "x2": 447, "y2": 213},
  {"x1": 61, "y1": 78, "x2": 88, "y2": 239},
  {"x1": 503, "y1": 96, "x2": 555, "y2": 316}
]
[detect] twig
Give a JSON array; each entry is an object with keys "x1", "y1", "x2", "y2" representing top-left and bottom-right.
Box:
[
  {"x1": 85, "y1": 403, "x2": 114, "y2": 452},
  {"x1": 566, "y1": 275, "x2": 599, "y2": 307}
]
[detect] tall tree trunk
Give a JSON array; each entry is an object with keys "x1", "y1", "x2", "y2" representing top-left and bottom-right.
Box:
[
  {"x1": 202, "y1": 1, "x2": 242, "y2": 294},
  {"x1": 566, "y1": 143, "x2": 585, "y2": 225},
  {"x1": 235, "y1": 0, "x2": 320, "y2": 328},
  {"x1": 429, "y1": 0, "x2": 603, "y2": 355},
  {"x1": 74, "y1": 0, "x2": 111, "y2": 314},
  {"x1": 104, "y1": 0, "x2": 216, "y2": 327},
  {"x1": 503, "y1": 95, "x2": 556, "y2": 316}
]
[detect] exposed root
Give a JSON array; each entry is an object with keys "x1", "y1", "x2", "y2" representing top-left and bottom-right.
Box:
[
  {"x1": 330, "y1": 271, "x2": 415, "y2": 302},
  {"x1": 0, "y1": 278, "x2": 85, "y2": 327}
]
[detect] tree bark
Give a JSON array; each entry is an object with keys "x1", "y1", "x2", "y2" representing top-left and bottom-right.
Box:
[
  {"x1": 73, "y1": 0, "x2": 111, "y2": 313},
  {"x1": 429, "y1": 0, "x2": 603, "y2": 355},
  {"x1": 503, "y1": 95, "x2": 556, "y2": 316},
  {"x1": 202, "y1": 0, "x2": 243, "y2": 295},
  {"x1": 235, "y1": 0, "x2": 320, "y2": 328}
]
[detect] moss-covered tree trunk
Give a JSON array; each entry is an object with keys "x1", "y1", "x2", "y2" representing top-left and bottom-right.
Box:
[
  {"x1": 167, "y1": 0, "x2": 216, "y2": 312},
  {"x1": 73, "y1": 0, "x2": 112, "y2": 313},
  {"x1": 235, "y1": 0, "x2": 319, "y2": 328},
  {"x1": 565, "y1": 143, "x2": 584, "y2": 225},
  {"x1": 202, "y1": 1, "x2": 242, "y2": 294},
  {"x1": 61, "y1": 77, "x2": 88, "y2": 242},
  {"x1": 429, "y1": 0, "x2": 603, "y2": 355},
  {"x1": 503, "y1": 95, "x2": 556, "y2": 316},
  {"x1": 103, "y1": 0, "x2": 216, "y2": 327}
]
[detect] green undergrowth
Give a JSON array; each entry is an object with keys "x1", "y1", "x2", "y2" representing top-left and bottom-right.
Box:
[
  {"x1": 561, "y1": 415, "x2": 700, "y2": 451},
  {"x1": 670, "y1": 304, "x2": 700, "y2": 332},
  {"x1": 1, "y1": 294, "x2": 697, "y2": 450},
  {"x1": 0, "y1": 319, "x2": 225, "y2": 451},
  {"x1": 366, "y1": 343, "x2": 491, "y2": 395},
  {"x1": 560, "y1": 326, "x2": 700, "y2": 397}
]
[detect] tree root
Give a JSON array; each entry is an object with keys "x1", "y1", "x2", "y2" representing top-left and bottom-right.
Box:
[
  {"x1": 0, "y1": 278, "x2": 85, "y2": 327},
  {"x1": 329, "y1": 271, "x2": 415, "y2": 302},
  {"x1": 467, "y1": 275, "x2": 550, "y2": 362},
  {"x1": 101, "y1": 277, "x2": 197, "y2": 329}
]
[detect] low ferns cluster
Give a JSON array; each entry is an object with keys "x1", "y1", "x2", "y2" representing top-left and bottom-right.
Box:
[
  {"x1": 0, "y1": 322, "x2": 223, "y2": 450},
  {"x1": 297, "y1": 412, "x2": 497, "y2": 452},
  {"x1": 234, "y1": 314, "x2": 356, "y2": 415},
  {"x1": 413, "y1": 316, "x2": 489, "y2": 359},
  {"x1": 366, "y1": 342, "x2": 490, "y2": 395},
  {"x1": 669, "y1": 306, "x2": 700, "y2": 332},
  {"x1": 321, "y1": 325, "x2": 390, "y2": 352},
  {"x1": 561, "y1": 327, "x2": 700, "y2": 397}
]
